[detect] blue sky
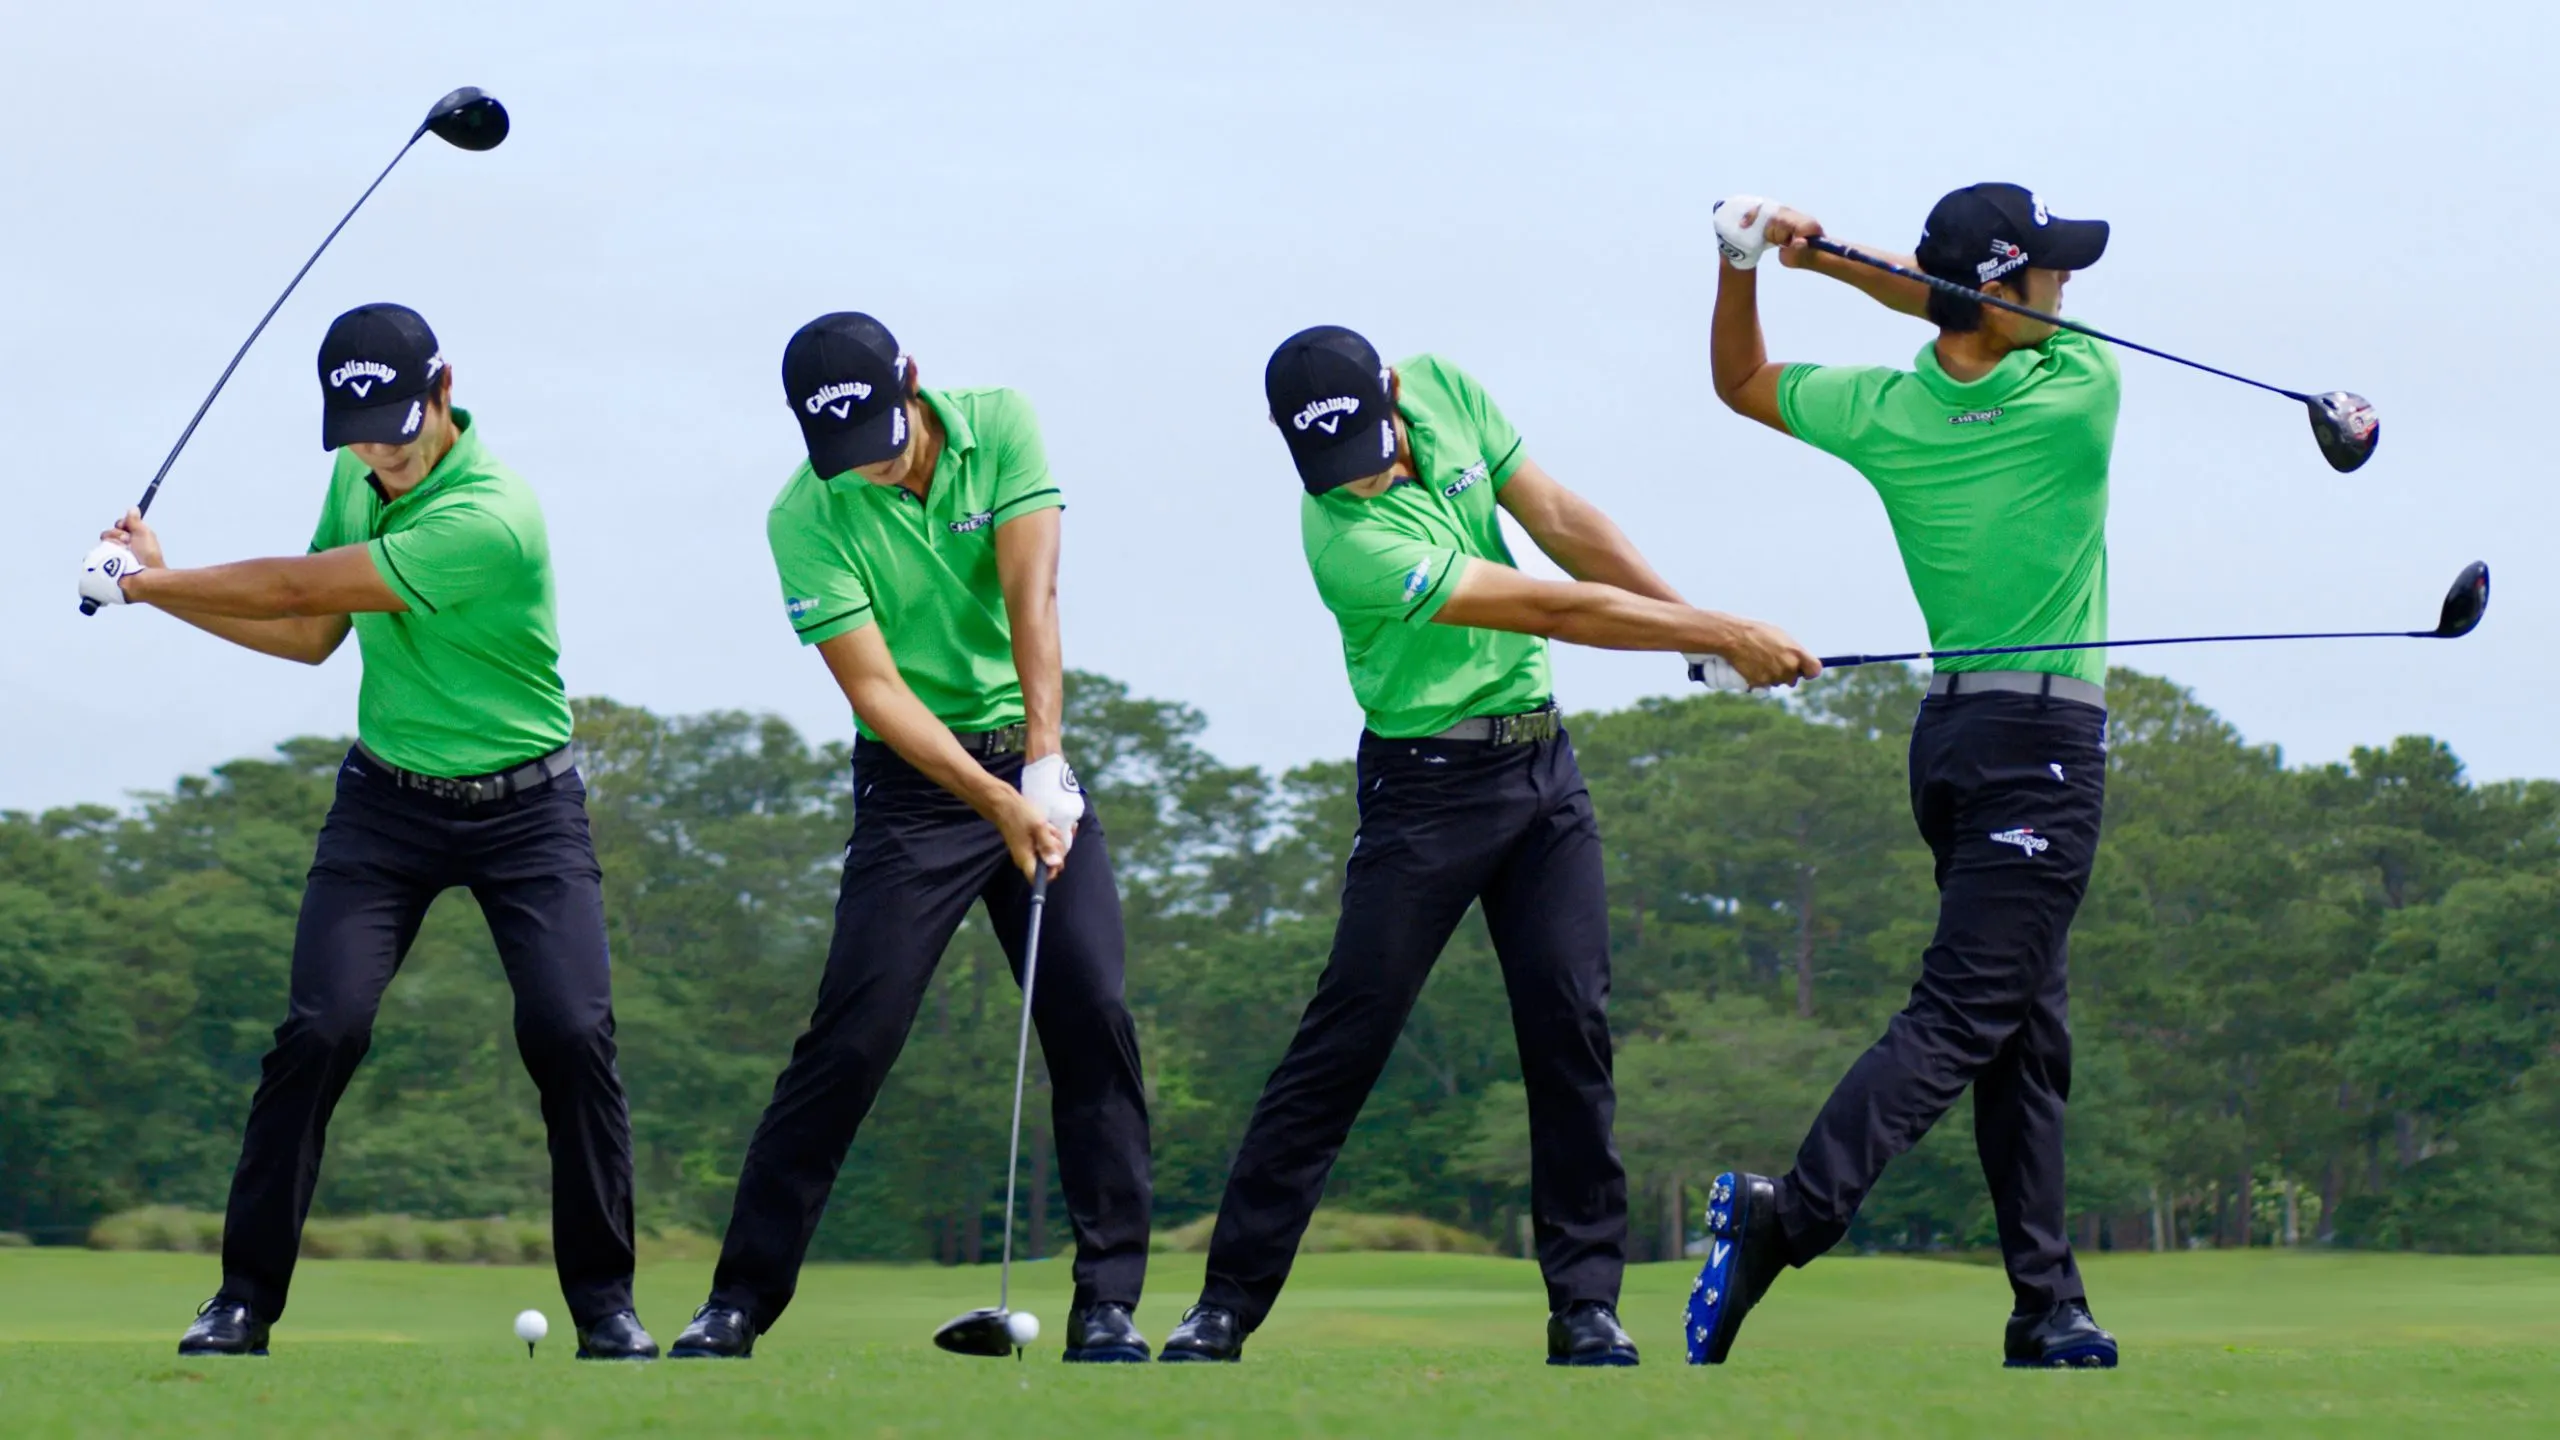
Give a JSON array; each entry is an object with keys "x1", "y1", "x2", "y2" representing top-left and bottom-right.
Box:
[{"x1": 4, "y1": 1, "x2": 2552, "y2": 811}]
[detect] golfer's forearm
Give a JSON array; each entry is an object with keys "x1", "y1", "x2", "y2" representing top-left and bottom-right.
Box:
[
  {"x1": 1522, "y1": 491, "x2": 1683, "y2": 605},
  {"x1": 160, "y1": 607, "x2": 345, "y2": 665},
  {"x1": 1711, "y1": 266, "x2": 1772, "y2": 406},
  {"x1": 1802, "y1": 243, "x2": 1930, "y2": 317},
  {"x1": 1006, "y1": 597, "x2": 1065, "y2": 762},
  {"x1": 846, "y1": 675, "x2": 1018, "y2": 820},
  {"x1": 1441, "y1": 576, "x2": 1733, "y2": 654},
  {"x1": 127, "y1": 558, "x2": 351, "y2": 620}
]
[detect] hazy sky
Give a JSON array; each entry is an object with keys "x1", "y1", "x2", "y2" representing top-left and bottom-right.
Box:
[{"x1": 5, "y1": 1, "x2": 2553, "y2": 813}]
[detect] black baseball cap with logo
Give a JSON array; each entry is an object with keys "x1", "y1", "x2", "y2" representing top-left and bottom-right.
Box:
[
  {"x1": 783, "y1": 312, "x2": 913, "y2": 480},
  {"x1": 317, "y1": 303, "x2": 445, "y2": 450},
  {"x1": 1264, "y1": 325, "x2": 1400, "y2": 496},
  {"x1": 1914, "y1": 183, "x2": 2110, "y2": 291}
]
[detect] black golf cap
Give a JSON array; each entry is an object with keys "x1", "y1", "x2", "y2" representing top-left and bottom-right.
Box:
[
  {"x1": 784, "y1": 312, "x2": 913, "y2": 479},
  {"x1": 1265, "y1": 325, "x2": 1398, "y2": 495},
  {"x1": 1914, "y1": 183, "x2": 2109, "y2": 290},
  {"x1": 317, "y1": 303, "x2": 445, "y2": 450}
]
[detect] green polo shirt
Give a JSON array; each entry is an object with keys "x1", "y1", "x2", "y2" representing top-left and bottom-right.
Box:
[
  {"x1": 1300, "y1": 354, "x2": 1550, "y2": 737},
  {"x1": 1778, "y1": 327, "x2": 2120, "y2": 685},
  {"x1": 767, "y1": 387, "x2": 1064, "y2": 738},
  {"x1": 306, "y1": 409, "x2": 572, "y2": 776}
]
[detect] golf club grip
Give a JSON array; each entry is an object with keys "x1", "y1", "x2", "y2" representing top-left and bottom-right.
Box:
[{"x1": 1803, "y1": 240, "x2": 2309, "y2": 404}]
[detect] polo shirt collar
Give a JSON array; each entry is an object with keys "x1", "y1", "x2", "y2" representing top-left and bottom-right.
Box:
[
  {"x1": 921, "y1": 388, "x2": 977, "y2": 458},
  {"x1": 1912, "y1": 337, "x2": 2054, "y2": 408}
]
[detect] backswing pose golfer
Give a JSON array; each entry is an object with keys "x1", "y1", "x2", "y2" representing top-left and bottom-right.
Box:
[
  {"x1": 78, "y1": 304, "x2": 655, "y2": 1360},
  {"x1": 1687, "y1": 185, "x2": 2122, "y2": 1368},
  {"x1": 669, "y1": 313, "x2": 1154, "y2": 1362},
  {"x1": 1158, "y1": 326, "x2": 1820, "y2": 1366}
]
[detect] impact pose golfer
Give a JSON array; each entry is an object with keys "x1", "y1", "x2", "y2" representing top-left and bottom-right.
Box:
[
  {"x1": 669, "y1": 313, "x2": 1154, "y2": 1362},
  {"x1": 1159, "y1": 327, "x2": 1820, "y2": 1366},
  {"x1": 79, "y1": 304, "x2": 654, "y2": 1360},
  {"x1": 1687, "y1": 185, "x2": 2122, "y2": 1368}
]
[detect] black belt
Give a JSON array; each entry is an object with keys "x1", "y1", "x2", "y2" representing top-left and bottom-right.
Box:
[
  {"x1": 354, "y1": 742, "x2": 577, "y2": 805},
  {"x1": 1426, "y1": 702, "x2": 1561, "y2": 746},
  {"x1": 953, "y1": 724, "x2": 1028, "y2": 759}
]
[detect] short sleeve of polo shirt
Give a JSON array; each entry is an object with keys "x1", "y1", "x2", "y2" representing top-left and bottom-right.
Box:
[
  {"x1": 1777, "y1": 362, "x2": 1897, "y2": 459},
  {"x1": 369, "y1": 502, "x2": 524, "y2": 614},
  {"x1": 1414, "y1": 356, "x2": 1527, "y2": 488},
  {"x1": 986, "y1": 391, "x2": 1065, "y2": 526},
  {"x1": 767, "y1": 507, "x2": 875, "y2": 647},
  {"x1": 1309, "y1": 523, "x2": 1467, "y2": 625}
]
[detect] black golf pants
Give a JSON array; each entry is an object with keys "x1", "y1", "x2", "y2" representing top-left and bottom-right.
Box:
[
  {"x1": 219, "y1": 748, "x2": 636, "y2": 1326},
  {"x1": 1199, "y1": 729, "x2": 1627, "y2": 1332},
  {"x1": 709, "y1": 740, "x2": 1152, "y2": 1332},
  {"x1": 1775, "y1": 691, "x2": 2108, "y2": 1313}
]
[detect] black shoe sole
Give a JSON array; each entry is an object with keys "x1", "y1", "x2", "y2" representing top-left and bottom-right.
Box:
[
  {"x1": 576, "y1": 1350, "x2": 661, "y2": 1361},
  {"x1": 1546, "y1": 1350, "x2": 1640, "y2": 1368},
  {"x1": 177, "y1": 1347, "x2": 267, "y2": 1358},
  {"x1": 668, "y1": 1345, "x2": 750, "y2": 1360},
  {"x1": 1157, "y1": 1347, "x2": 1240, "y2": 1363},
  {"x1": 2004, "y1": 1343, "x2": 2119, "y2": 1370}
]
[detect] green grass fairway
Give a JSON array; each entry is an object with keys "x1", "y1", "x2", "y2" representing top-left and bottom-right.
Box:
[{"x1": 4, "y1": 1248, "x2": 2553, "y2": 1437}]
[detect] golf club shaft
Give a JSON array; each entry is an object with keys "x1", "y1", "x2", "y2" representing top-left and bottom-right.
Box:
[
  {"x1": 1805, "y1": 238, "x2": 2312, "y2": 404},
  {"x1": 997, "y1": 868, "x2": 1049, "y2": 1314},
  {"x1": 1819, "y1": 628, "x2": 2428, "y2": 669},
  {"x1": 80, "y1": 131, "x2": 425, "y2": 617}
]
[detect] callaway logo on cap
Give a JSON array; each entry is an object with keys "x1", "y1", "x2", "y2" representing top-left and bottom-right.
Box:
[
  {"x1": 1914, "y1": 182, "x2": 2109, "y2": 294},
  {"x1": 783, "y1": 312, "x2": 913, "y2": 480},
  {"x1": 316, "y1": 303, "x2": 445, "y2": 451},
  {"x1": 1265, "y1": 325, "x2": 1399, "y2": 496}
]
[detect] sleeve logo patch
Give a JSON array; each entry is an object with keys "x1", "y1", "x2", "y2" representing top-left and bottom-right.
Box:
[
  {"x1": 948, "y1": 510, "x2": 995, "y2": 533},
  {"x1": 785, "y1": 596, "x2": 821, "y2": 619},
  {"x1": 1441, "y1": 460, "x2": 1490, "y2": 499},
  {"x1": 1402, "y1": 560, "x2": 1433, "y2": 598},
  {"x1": 1948, "y1": 408, "x2": 2005, "y2": 425}
]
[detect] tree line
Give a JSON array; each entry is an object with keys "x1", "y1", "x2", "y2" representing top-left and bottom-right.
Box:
[{"x1": 6, "y1": 667, "x2": 2557, "y2": 1260}]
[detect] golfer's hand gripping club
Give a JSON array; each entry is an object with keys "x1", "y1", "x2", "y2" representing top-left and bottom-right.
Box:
[{"x1": 1018, "y1": 754, "x2": 1084, "y2": 858}]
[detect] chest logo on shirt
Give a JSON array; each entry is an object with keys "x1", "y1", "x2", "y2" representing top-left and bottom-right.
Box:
[
  {"x1": 804, "y1": 380, "x2": 873, "y2": 418},
  {"x1": 1442, "y1": 461, "x2": 1490, "y2": 499},
  {"x1": 1989, "y1": 827, "x2": 2051, "y2": 856},
  {"x1": 948, "y1": 510, "x2": 995, "y2": 534},
  {"x1": 1294, "y1": 396, "x2": 1360, "y2": 434},
  {"x1": 329, "y1": 360, "x2": 397, "y2": 397},
  {"x1": 1948, "y1": 408, "x2": 2005, "y2": 425}
]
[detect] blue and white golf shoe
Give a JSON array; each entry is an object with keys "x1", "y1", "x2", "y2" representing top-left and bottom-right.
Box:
[{"x1": 1684, "y1": 1171, "x2": 1788, "y2": 1365}]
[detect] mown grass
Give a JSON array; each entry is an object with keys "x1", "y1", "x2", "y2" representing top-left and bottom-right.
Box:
[{"x1": 2, "y1": 1247, "x2": 2553, "y2": 1437}]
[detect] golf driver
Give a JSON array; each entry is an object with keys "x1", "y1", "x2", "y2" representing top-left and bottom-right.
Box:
[
  {"x1": 79, "y1": 86, "x2": 509, "y2": 615},
  {"x1": 1802, "y1": 237, "x2": 2379, "y2": 474},
  {"x1": 1691, "y1": 562, "x2": 2488, "y2": 685},
  {"x1": 932, "y1": 867, "x2": 1052, "y2": 1361}
]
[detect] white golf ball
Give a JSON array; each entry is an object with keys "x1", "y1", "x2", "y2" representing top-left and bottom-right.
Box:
[
  {"x1": 514, "y1": 1309, "x2": 549, "y2": 1343},
  {"x1": 1006, "y1": 1310, "x2": 1039, "y2": 1345}
]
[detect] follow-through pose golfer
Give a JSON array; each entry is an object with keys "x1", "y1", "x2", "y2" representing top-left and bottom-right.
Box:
[
  {"x1": 1687, "y1": 185, "x2": 2122, "y2": 1369},
  {"x1": 669, "y1": 313, "x2": 1154, "y2": 1362},
  {"x1": 78, "y1": 304, "x2": 654, "y2": 1360},
  {"x1": 1158, "y1": 327, "x2": 1820, "y2": 1367}
]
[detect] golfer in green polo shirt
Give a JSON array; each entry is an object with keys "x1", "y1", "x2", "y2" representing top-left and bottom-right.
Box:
[
  {"x1": 77, "y1": 303, "x2": 654, "y2": 1362},
  {"x1": 1158, "y1": 326, "x2": 1819, "y2": 1368},
  {"x1": 669, "y1": 312, "x2": 1154, "y2": 1364},
  {"x1": 1681, "y1": 185, "x2": 2122, "y2": 1370}
]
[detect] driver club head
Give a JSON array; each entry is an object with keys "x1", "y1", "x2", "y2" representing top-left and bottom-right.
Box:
[
  {"x1": 931, "y1": 1307, "x2": 1017, "y2": 1358},
  {"x1": 2432, "y1": 561, "x2": 2491, "y2": 638},
  {"x1": 421, "y1": 87, "x2": 509, "y2": 150},
  {"x1": 2307, "y1": 391, "x2": 2379, "y2": 473}
]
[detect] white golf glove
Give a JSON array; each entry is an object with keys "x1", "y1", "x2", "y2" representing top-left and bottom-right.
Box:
[
  {"x1": 79, "y1": 541, "x2": 144, "y2": 607},
  {"x1": 1019, "y1": 753, "x2": 1085, "y2": 852},
  {"x1": 1712, "y1": 194, "x2": 1781, "y2": 271},
  {"x1": 1686, "y1": 654, "x2": 1750, "y2": 692}
]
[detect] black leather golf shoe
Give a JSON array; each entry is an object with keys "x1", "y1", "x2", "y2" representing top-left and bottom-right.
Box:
[
  {"x1": 1547, "y1": 1301, "x2": 1639, "y2": 1366},
  {"x1": 1157, "y1": 1304, "x2": 1243, "y2": 1363},
  {"x1": 1062, "y1": 1301, "x2": 1150, "y2": 1362},
  {"x1": 2004, "y1": 1299, "x2": 2119, "y2": 1369},
  {"x1": 178, "y1": 1296, "x2": 269, "y2": 1357},
  {"x1": 575, "y1": 1309, "x2": 660, "y2": 1360},
  {"x1": 670, "y1": 1304, "x2": 754, "y2": 1359}
]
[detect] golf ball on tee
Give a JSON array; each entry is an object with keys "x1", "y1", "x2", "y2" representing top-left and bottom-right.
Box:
[
  {"x1": 515, "y1": 1309, "x2": 549, "y2": 1343},
  {"x1": 1006, "y1": 1310, "x2": 1039, "y2": 1345}
]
